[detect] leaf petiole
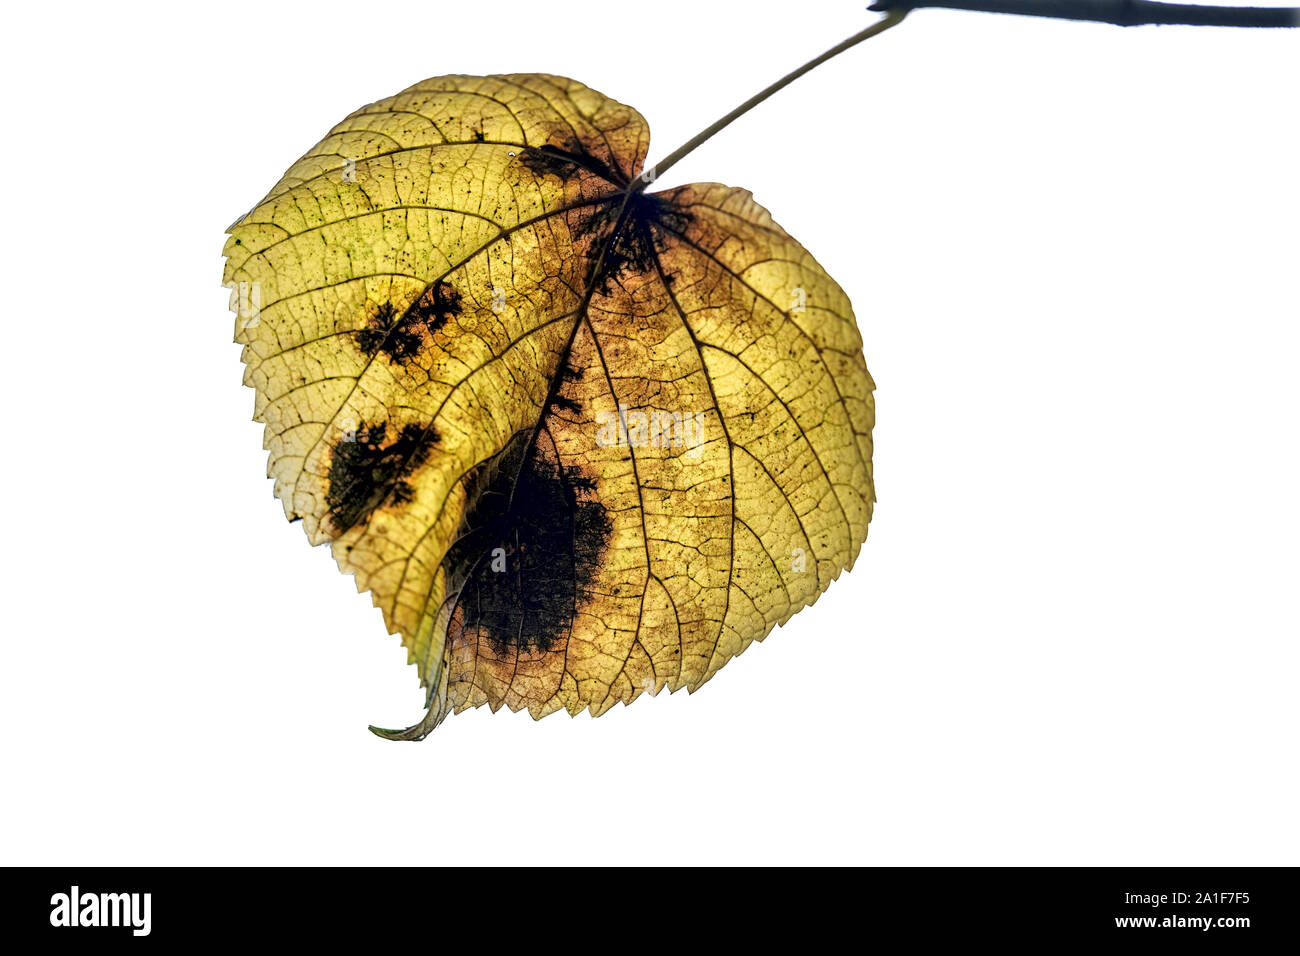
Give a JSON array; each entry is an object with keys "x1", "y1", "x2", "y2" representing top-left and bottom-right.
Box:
[
  {"x1": 635, "y1": 0, "x2": 1295, "y2": 192},
  {"x1": 632, "y1": 10, "x2": 910, "y2": 193}
]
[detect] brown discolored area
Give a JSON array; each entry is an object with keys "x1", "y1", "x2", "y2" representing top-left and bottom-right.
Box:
[
  {"x1": 355, "y1": 281, "x2": 462, "y2": 365},
  {"x1": 325, "y1": 421, "x2": 439, "y2": 536},
  {"x1": 427, "y1": 191, "x2": 693, "y2": 660}
]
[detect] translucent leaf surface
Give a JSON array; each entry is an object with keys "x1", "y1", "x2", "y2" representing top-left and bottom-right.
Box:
[{"x1": 222, "y1": 74, "x2": 875, "y2": 737}]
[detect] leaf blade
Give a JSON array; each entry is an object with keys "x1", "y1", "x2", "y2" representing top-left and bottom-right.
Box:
[{"x1": 223, "y1": 74, "x2": 874, "y2": 736}]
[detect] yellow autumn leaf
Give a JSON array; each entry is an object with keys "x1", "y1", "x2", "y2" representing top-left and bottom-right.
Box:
[{"x1": 222, "y1": 73, "x2": 875, "y2": 738}]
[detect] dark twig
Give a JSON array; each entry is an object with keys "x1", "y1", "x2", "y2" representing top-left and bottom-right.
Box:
[{"x1": 866, "y1": 0, "x2": 1299, "y2": 27}]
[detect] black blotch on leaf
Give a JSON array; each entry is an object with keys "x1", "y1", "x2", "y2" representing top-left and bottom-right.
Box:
[
  {"x1": 355, "y1": 282, "x2": 462, "y2": 365},
  {"x1": 572, "y1": 193, "x2": 695, "y2": 292},
  {"x1": 550, "y1": 394, "x2": 582, "y2": 415},
  {"x1": 517, "y1": 146, "x2": 577, "y2": 181},
  {"x1": 325, "y1": 421, "x2": 438, "y2": 536},
  {"x1": 516, "y1": 141, "x2": 627, "y2": 187},
  {"x1": 355, "y1": 302, "x2": 398, "y2": 356},
  {"x1": 442, "y1": 430, "x2": 610, "y2": 656}
]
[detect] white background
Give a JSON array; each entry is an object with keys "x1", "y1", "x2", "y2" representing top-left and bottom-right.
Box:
[{"x1": 0, "y1": 1, "x2": 1295, "y2": 866}]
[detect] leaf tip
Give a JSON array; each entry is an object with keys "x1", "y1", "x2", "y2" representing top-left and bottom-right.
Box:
[{"x1": 367, "y1": 723, "x2": 421, "y2": 741}]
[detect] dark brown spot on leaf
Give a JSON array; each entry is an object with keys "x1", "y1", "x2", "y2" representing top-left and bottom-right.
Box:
[
  {"x1": 516, "y1": 142, "x2": 627, "y2": 187},
  {"x1": 355, "y1": 282, "x2": 462, "y2": 365},
  {"x1": 570, "y1": 192, "x2": 695, "y2": 292},
  {"x1": 326, "y1": 421, "x2": 438, "y2": 536},
  {"x1": 441, "y1": 429, "x2": 610, "y2": 656}
]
